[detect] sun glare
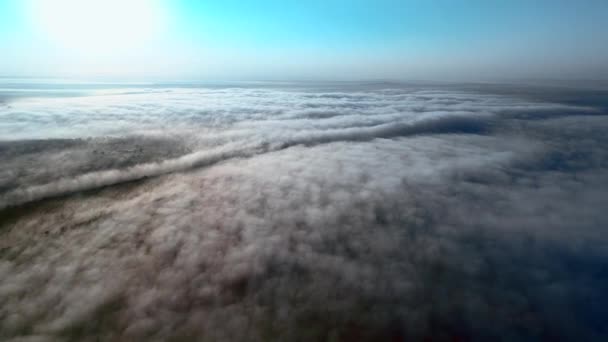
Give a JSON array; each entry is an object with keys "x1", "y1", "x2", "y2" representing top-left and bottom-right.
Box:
[{"x1": 26, "y1": 0, "x2": 165, "y2": 54}]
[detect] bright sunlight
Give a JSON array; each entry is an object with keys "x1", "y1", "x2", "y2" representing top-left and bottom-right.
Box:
[{"x1": 24, "y1": 0, "x2": 165, "y2": 54}]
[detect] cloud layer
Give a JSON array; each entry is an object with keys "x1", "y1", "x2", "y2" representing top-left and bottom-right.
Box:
[{"x1": 0, "y1": 84, "x2": 607, "y2": 341}]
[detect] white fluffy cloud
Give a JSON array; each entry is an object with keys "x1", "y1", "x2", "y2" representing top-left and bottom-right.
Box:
[
  {"x1": 0, "y1": 84, "x2": 607, "y2": 341},
  {"x1": 0, "y1": 87, "x2": 596, "y2": 208}
]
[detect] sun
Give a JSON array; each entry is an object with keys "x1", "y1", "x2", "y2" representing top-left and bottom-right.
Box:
[{"x1": 25, "y1": 0, "x2": 166, "y2": 54}]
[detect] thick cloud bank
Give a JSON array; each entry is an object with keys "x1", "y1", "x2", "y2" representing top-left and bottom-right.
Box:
[{"x1": 0, "y1": 83, "x2": 607, "y2": 341}]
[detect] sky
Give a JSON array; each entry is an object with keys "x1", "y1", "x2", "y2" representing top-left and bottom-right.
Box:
[{"x1": 0, "y1": 0, "x2": 607, "y2": 81}]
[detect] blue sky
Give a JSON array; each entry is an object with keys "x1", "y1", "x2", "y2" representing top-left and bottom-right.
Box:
[{"x1": 1, "y1": 0, "x2": 607, "y2": 80}]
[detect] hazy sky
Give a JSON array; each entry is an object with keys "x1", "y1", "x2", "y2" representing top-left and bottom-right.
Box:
[{"x1": 1, "y1": 0, "x2": 607, "y2": 81}]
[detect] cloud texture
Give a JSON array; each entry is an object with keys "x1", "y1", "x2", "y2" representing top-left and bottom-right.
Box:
[{"x1": 0, "y1": 83, "x2": 607, "y2": 341}]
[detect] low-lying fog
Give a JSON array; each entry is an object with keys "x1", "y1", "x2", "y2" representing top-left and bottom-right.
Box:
[{"x1": 1, "y1": 81, "x2": 607, "y2": 341}]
